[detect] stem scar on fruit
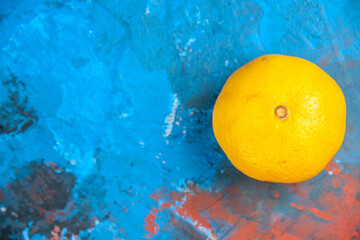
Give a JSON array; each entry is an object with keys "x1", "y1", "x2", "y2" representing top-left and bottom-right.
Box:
[{"x1": 275, "y1": 105, "x2": 288, "y2": 119}]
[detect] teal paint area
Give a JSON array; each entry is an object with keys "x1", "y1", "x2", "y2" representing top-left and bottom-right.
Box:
[{"x1": 0, "y1": 0, "x2": 359, "y2": 239}]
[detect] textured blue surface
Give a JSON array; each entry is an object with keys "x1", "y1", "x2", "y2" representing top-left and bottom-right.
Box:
[{"x1": 0, "y1": 0, "x2": 360, "y2": 239}]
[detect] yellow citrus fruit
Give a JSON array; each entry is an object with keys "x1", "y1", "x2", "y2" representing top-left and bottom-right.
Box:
[{"x1": 212, "y1": 54, "x2": 346, "y2": 183}]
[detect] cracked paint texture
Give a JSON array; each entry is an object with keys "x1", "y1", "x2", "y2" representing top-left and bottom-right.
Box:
[{"x1": 0, "y1": 0, "x2": 360, "y2": 239}]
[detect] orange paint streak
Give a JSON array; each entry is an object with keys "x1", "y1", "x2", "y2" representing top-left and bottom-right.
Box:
[
  {"x1": 333, "y1": 167, "x2": 341, "y2": 175},
  {"x1": 290, "y1": 202, "x2": 334, "y2": 221},
  {"x1": 271, "y1": 229, "x2": 302, "y2": 240},
  {"x1": 143, "y1": 209, "x2": 160, "y2": 239},
  {"x1": 144, "y1": 159, "x2": 360, "y2": 239},
  {"x1": 149, "y1": 193, "x2": 160, "y2": 201},
  {"x1": 290, "y1": 202, "x2": 305, "y2": 210},
  {"x1": 226, "y1": 220, "x2": 258, "y2": 240},
  {"x1": 160, "y1": 201, "x2": 171, "y2": 208},
  {"x1": 273, "y1": 191, "x2": 280, "y2": 198},
  {"x1": 308, "y1": 207, "x2": 335, "y2": 221}
]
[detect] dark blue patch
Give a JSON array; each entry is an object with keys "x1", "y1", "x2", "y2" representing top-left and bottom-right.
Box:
[{"x1": 0, "y1": 68, "x2": 37, "y2": 136}]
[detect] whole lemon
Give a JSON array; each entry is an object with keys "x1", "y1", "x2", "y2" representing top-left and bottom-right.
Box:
[{"x1": 213, "y1": 54, "x2": 346, "y2": 183}]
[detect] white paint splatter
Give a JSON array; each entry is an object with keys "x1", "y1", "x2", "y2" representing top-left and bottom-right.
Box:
[
  {"x1": 120, "y1": 113, "x2": 128, "y2": 118},
  {"x1": 328, "y1": 170, "x2": 333, "y2": 175},
  {"x1": 22, "y1": 228, "x2": 30, "y2": 240},
  {"x1": 0, "y1": 207, "x2": 6, "y2": 212},
  {"x1": 71, "y1": 235, "x2": 81, "y2": 240},
  {"x1": 182, "y1": 126, "x2": 187, "y2": 135},
  {"x1": 145, "y1": 7, "x2": 150, "y2": 14},
  {"x1": 187, "y1": 38, "x2": 196, "y2": 46},
  {"x1": 225, "y1": 60, "x2": 229, "y2": 67},
  {"x1": 198, "y1": 225, "x2": 218, "y2": 240},
  {"x1": 163, "y1": 94, "x2": 180, "y2": 137}
]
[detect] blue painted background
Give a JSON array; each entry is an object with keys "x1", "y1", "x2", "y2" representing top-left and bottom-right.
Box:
[{"x1": 0, "y1": 0, "x2": 359, "y2": 239}]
